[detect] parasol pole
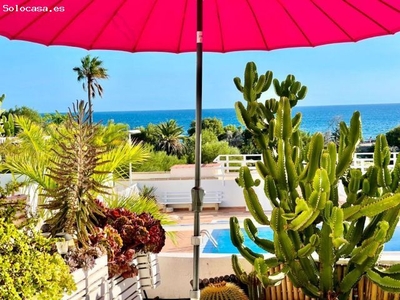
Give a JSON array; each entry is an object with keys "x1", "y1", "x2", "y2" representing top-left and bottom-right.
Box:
[{"x1": 190, "y1": 0, "x2": 204, "y2": 298}]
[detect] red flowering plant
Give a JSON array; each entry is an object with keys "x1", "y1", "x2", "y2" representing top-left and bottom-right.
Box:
[{"x1": 90, "y1": 200, "x2": 166, "y2": 278}]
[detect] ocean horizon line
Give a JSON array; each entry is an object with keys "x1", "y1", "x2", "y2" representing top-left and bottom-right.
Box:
[{"x1": 40, "y1": 102, "x2": 400, "y2": 114}]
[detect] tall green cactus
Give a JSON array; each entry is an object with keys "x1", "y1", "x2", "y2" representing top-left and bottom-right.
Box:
[{"x1": 230, "y1": 62, "x2": 400, "y2": 300}]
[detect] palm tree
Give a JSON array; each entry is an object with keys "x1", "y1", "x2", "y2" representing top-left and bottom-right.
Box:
[
  {"x1": 154, "y1": 120, "x2": 186, "y2": 157},
  {"x1": 73, "y1": 55, "x2": 109, "y2": 123}
]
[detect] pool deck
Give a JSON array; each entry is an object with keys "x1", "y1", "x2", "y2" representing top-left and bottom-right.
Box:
[{"x1": 161, "y1": 206, "x2": 255, "y2": 253}]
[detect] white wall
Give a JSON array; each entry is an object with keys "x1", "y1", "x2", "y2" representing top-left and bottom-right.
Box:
[{"x1": 132, "y1": 176, "x2": 273, "y2": 211}]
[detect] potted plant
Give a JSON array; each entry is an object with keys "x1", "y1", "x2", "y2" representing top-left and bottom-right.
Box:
[{"x1": 229, "y1": 62, "x2": 400, "y2": 300}]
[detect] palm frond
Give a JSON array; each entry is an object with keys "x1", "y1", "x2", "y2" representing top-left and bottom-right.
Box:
[{"x1": 95, "y1": 142, "x2": 150, "y2": 182}]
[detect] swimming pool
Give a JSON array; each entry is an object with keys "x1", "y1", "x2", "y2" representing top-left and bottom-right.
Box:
[{"x1": 202, "y1": 227, "x2": 400, "y2": 254}]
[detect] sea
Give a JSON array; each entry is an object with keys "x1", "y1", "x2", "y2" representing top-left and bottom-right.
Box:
[{"x1": 92, "y1": 103, "x2": 400, "y2": 140}]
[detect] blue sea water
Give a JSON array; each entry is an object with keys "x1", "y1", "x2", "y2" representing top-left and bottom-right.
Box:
[
  {"x1": 202, "y1": 227, "x2": 400, "y2": 254},
  {"x1": 93, "y1": 103, "x2": 400, "y2": 139}
]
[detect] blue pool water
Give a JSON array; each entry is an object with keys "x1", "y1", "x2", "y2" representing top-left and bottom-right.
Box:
[{"x1": 203, "y1": 227, "x2": 400, "y2": 254}]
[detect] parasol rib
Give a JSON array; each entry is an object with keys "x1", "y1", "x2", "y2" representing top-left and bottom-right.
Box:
[
  {"x1": 213, "y1": 0, "x2": 225, "y2": 53},
  {"x1": 310, "y1": 0, "x2": 355, "y2": 42},
  {"x1": 276, "y1": 0, "x2": 314, "y2": 47},
  {"x1": 130, "y1": 0, "x2": 159, "y2": 52},
  {"x1": 245, "y1": 0, "x2": 271, "y2": 51},
  {"x1": 177, "y1": 0, "x2": 190, "y2": 53},
  {"x1": 343, "y1": 0, "x2": 392, "y2": 33},
  {"x1": 89, "y1": 0, "x2": 130, "y2": 49}
]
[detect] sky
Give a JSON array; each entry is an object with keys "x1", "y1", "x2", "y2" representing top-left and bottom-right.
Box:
[{"x1": 1, "y1": 33, "x2": 400, "y2": 113}]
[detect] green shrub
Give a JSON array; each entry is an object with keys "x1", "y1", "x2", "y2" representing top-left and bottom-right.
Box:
[
  {"x1": 202, "y1": 141, "x2": 240, "y2": 163},
  {"x1": 386, "y1": 125, "x2": 400, "y2": 149},
  {"x1": 133, "y1": 151, "x2": 187, "y2": 171},
  {"x1": 0, "y1": 219, "x2": 76, "y2": 299}
]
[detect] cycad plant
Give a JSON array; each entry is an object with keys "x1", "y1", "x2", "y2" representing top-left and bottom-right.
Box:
[{"x1": 42, "y1": 100, "x2": 109, "y2": 242}]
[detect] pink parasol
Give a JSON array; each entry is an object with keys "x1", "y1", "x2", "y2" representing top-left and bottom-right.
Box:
[{"x1": 1, "y1": 1, "x2": 400, "y2": 298}]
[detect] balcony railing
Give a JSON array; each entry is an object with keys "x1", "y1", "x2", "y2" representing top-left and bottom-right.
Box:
[{"x1": 214, "y1": 152, "x2": 399, "y2": 174}]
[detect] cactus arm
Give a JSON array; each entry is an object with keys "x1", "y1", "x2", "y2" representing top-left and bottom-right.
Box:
[
  {"x1": 288, "y1": 169, "x2": 330, "y2": 231},
  {"x1": 255, "y1": 161, "x2": 269, "y2": 178},
  {"x1": 271, "y1": 208, "x2": 296, "y2": 262},
  {"x1": 345, "y1": 193, "x2": 400, "y2": 221},
  {"x1": 291, "y1": 112, "x2": 302, "y2": 133},
  {"x1": 274, "y1": 97, "x2": 292, "y2": 140},
  {"x1": 318, "y1": 222, "x2": 334, "y2": 295},
  {"x1": 366, "y1": 269, "x2": 400, "y2": 293},
  {"x1": 264, "y1": 175, "x2": 280, "y2": 207},
  {"x1": 303, "y1": 133, "x2": 324, "y2": 183},
  {"x1": 349, "y1": 221, "x2": 388, "y2": 266},
  {"x1": 243, "y1": 62, "x2": 257, "y2": 103},
  {"x1": 231, "y1": 254, "x2": 248, "y2": 280},
  {"x1": 297, "y1": 236, "x2": 320, "y2": 286},
  {"x1": 263, "y1": 149, "x2": 278, "y2": 179},
  {"x1": 288, "y1": 261, "x2": 320, "y2": 297},
  {"x1": 374, "y1": 134, "x2": 392, "y2": 191},
  {"x1": 287, "y1": 206, "x2": 318, "y2": 231},
  {"x1": 298, "y1": 255, "x2": 319, "y2": 286},
  {"x1": 297, "y1": 234, "x2": 319, "y2": 258},
  {"x1": 383, "y1": 207, "x2": 400, "y2": 242},
  {"x1": 276, "y1": 144, "x2": 290, "y2": 192},
  {"x1": 284, "y1": 229, "x2": 320, "y2": 286},
  {"x1": 342, "y1": 205, "x2": 361, "y2": 220},
  {"x1": 325, "y1": 207, "x2": 347, "y2": 249},
  {"x1": 244, "y1": 218, "x2": 275, "y2": 253},
  {"x1": 347, "y1": 169, "x2": 362, "y2": 204},
  {"x1": 237, "y1": 166, "x2": 270, "y2": 225},
  {"x1": 390, "y1": 153, "x2": 400, "y2": 192},
  {"x1": 254, "y1": 257, "x2": 287, "y2": 286},
  {"x1": 339, "y1": 266, "x2": 365, "y2": 294},
  {"x1": 374, "y1": 264, "x2": 400, "y2": 275},
  {"x1": 243, "y1": 188, "x2": 270, "y2": 225},
  {"x1": 336, "y1": 112, "x2": 361, "y2": 178},
  {"x1": 239, "y1": 166, "x2": 259, "y2": 189},
  {"x1": 230, "y1": 217, "x2": 263, "y2": 264},
  {"x1": 337, "y1": 217, "x2": 365, "y2": 258},
  {"x1": 235, "y1": 101, "x2": 252, "y2": 128},
  {"x1": 326, "y1": 142, "x2": 337, "y2": 184},
  {"x1": 358, "y1": 194, "x2": 400, "y2": 217}
]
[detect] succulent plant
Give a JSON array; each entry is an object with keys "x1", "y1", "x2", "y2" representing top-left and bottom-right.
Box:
[
  {"x1": 41, "y1": 100, "x2": 109, "y2": 244},
  {"x1": 200, "y1": 281, "x2": 249, "y2": 300},
  {"x1": 229, "y1": 62, "x2": 400, "y2": 300},
  {"x1": 90, "y1": 200, "x2": 166, "y2": 278}
]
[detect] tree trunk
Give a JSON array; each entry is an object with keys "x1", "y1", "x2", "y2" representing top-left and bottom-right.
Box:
[{"x1": 87, "y1": 78, "x2": 92, "y2": 124}]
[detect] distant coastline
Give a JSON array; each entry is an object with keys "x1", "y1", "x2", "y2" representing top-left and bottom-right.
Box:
[{"x1": 83, "y1": 103, "x2": 400, "y2": 140}]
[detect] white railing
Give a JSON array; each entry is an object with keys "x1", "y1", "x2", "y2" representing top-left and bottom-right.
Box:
[
  {"x1": 352, "y1": 152, "x2": 398, "y2": 173},
  {"x1": 214, "y1": 152, "x2": 399, "y2": 174},
  {"x1": 213, "y1": 154, "x2": 262, "y2": 174}
]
